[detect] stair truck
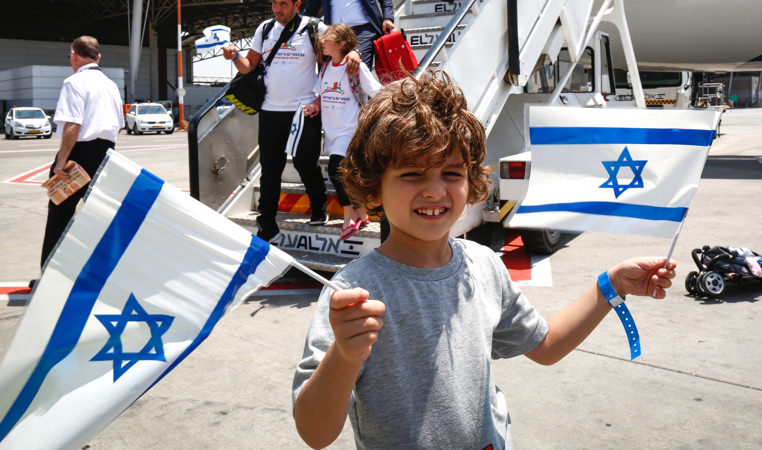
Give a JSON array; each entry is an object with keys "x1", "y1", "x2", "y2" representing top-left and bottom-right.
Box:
[{"x1": 188, "y1": 0, "x2": 650, "y2": 272}]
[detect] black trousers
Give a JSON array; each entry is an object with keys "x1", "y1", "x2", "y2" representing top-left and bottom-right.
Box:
[
  {"x1": 328, "y1": 154, "x2": 351, "y2": 207},
  {"x1": 40, "y1": 138, "x2": 113, "y2": 268},
  {"x1": 257, "y1": 110, "x2": 326, "y2": 234},
  {"x1": 352, "y1": 23, "x2": 378, "y2": 69}
]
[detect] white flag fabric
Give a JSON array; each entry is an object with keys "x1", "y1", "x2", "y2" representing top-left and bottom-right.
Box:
[
  {"x1": 508, "y1": 106, "x2": 719, "y2": 238},
  {"x1": 285, "y1": 105, "x2": 305, "y2": 157},
  {"x1": 194, "y1": 25, "x2": 231, "y2": 55},
  {"x1": 0, "y1": 151, "x2": 293, "y2": 448}
]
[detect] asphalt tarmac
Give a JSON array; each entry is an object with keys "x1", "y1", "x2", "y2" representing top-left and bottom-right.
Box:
[{"x1": 1, "y1": 109, "x2": 761, "y2": 448}]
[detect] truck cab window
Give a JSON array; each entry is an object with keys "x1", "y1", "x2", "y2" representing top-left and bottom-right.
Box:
[{"x1": 557, "y1": 47, "x2": 594, "y2": 93}]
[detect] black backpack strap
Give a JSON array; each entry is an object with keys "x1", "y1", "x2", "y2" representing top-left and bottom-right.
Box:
[
  {"x1": 263, "y1": 15, "x2": 302, "y2": 67},
  {"x1": 262, "y1": 19, "x2": 276, "y2": 41},
  {"x1": 299, "y1": 16, "x2": 321, "y2": 54}
]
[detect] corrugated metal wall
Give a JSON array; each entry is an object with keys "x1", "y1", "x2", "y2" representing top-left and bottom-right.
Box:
[{"x1": 0, "y1": 38, "x2": 177, "y2": 107}]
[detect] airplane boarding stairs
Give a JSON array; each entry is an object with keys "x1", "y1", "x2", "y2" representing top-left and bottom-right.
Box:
[{"x1": 188, "y1": 0, "x2": 602, "y2": 271}]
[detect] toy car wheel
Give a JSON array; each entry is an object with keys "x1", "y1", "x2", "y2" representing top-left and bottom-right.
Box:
[
  {"x1": 699, "y1": 271, "x2": 725, "y2": 298},
  {"x1": 685, "y1": 271, "x2": 698, "y2": 295}
]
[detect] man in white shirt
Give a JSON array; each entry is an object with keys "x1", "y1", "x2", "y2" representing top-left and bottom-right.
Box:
[
  {"x1": 40, "y1": 35, "x2": 124, "y2": 269},
  {"x1": 303, "y1": 0, "x2": 394, "y2": 68},
  {"x1": 222, "y1": 0, "x2": 360, "y2": 242}
]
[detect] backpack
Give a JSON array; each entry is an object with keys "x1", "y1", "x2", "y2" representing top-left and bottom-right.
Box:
[{"x1": 319, "y1": 61, "x2": 364, "y2": 106}]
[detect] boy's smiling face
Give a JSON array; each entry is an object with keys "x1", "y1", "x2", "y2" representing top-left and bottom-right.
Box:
[{"x1": 374, "y1": 152, "x2": 469, "y2": 255}]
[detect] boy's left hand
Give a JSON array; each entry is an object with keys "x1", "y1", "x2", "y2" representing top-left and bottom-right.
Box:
[{"x1": 610, "y1": 257, "x2": 677, "y2": 299}]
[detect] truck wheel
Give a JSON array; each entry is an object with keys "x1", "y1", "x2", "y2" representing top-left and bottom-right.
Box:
[{"x1": 520, "y1": 229, "x2": 562, "y2": 254}]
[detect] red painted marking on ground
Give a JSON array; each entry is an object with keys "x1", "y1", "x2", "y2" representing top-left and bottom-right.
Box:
[
  {"x1": 261, "y1": 281, "x2": 322, "y2": 290},
  {"x1": 501, "y1": 231, "x2": 532, "y2": 281},
  {"x1": 6, "y1": 163, "x2": 51, "y2": 185},
  {"x1": 0, "y1": 286, "x2": 31, "y2": 295}
]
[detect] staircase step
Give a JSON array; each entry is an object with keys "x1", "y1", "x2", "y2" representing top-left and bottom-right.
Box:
[
  {"x1": 406, "y1": 24, "x2": 466, "y2": 49},
  {"x1": 409, "y1": 0, "x2": 467, "y2": 16},
  {"x1": 230, "y1": 211, "x2": 381, "y2": 272}
]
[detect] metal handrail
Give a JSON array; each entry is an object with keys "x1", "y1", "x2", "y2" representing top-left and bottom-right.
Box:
[
  {"x1": 412, "y1": 0, "x2": 479, "y2": 79},
  {"x1": 187, "y1": 81, "x2": 231, "y2": 200}
]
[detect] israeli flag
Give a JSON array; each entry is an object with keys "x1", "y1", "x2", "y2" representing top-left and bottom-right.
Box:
[
  {"x1": 194, "y1": 25, "x2": 231, "y2": 55},
  {"x1": 0, "y1": 151, "x2": 293, "y2": 448},
  {"x1": 508, "y1": 106, "x2": 719, "y2": 238},
  {"x1": 285, "y1": 104, "x2": 305, "y2": 157}
]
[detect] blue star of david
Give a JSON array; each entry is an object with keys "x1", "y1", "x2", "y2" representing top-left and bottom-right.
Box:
[
  {"x1": 290, "y1": 123, "x2": 298, "y2": 135},
  {"x1": 599, "y1": 146, "x2": 647, "y2": 198},
  {"x1": 91, "y1": 294, "x2": 174, "y2": 382}
]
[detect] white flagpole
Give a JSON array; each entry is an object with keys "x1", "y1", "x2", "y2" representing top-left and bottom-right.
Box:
[
  {"x1": 290, "y1": 259, "x2": 343, "y2": 291},
  {"x1": 654, "y1": 220, "x2": 684, "y2": 296}
]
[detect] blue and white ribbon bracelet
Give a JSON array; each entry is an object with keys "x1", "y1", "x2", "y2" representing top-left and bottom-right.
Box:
[{"x1": 598, "y1": 271, "x2": 641, "y2": 360}]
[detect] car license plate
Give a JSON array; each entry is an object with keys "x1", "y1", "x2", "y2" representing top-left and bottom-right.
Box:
[
  {"x1": 30, "y1": 130, "x2": 40, "y2": 134},
  {"x1": 152, "y1": 125, "x2": 162, "y2": 128}
]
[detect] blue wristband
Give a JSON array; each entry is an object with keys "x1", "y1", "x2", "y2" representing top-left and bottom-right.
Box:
[
  {"x1": 598, "y1": 271, "x2": 641, "y2": 360},
  {"x1": 232, "y1": 52, "x2": 240, "y2": 62}
]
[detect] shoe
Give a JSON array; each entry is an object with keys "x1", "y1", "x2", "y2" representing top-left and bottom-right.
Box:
[
  {"x1": 359, "y1": 219, "x2": 370, "y2": 229},
  {"x1": 256, "y1": 227, "x2": 280, "y2": 243},
  {"x1": 340, "y1": 220, "x2": 363, "y2": 241},
  {"x1": 309, "y1": 211, "x2": 329, "y2": 226}
]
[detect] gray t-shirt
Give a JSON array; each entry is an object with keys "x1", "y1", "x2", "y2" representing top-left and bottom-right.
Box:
[{"x1": 293, "y1": 238, "x2": 548, "y2": 449}]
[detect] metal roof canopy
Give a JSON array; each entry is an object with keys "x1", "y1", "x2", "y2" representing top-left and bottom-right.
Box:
[
  {"x1": 4, "y1": 0, "x2": 271, "y2": 47},
  {"x1": 5, "y1": 0, "x2": 273, "y2": 100}
]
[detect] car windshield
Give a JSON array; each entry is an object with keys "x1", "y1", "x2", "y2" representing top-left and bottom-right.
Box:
[
  {"x1": 138, "y1": 105, "x2": 167, "y2": 115},
  {"x1": 16, "y1": 110, "x2": 46, "y2": 119}
]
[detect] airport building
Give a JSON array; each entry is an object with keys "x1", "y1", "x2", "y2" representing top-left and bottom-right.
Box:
[{"x1": 0, "y1": 0, "x2": 270, "y2": 120}]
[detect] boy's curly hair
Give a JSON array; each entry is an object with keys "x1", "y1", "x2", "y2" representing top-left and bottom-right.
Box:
[{"x1": 341, "y1": 70, "x2": 491, "y2": 215}]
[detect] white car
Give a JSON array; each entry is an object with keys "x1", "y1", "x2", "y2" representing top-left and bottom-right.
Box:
[
  {"x1": 4, "y1": 107, "x2": 52, "y2": 139},
  {"x1": 125, "y1": 103, "x2": 174, "y2": 135}
]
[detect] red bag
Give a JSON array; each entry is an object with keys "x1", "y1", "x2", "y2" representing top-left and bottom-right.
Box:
[{"x1": 374, "y1": 30, "x2": 419, "y2": 84}]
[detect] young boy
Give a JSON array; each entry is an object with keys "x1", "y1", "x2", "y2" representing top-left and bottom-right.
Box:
[{"x1": 292, "y1": 71, "x2": 676, "y2": 449}]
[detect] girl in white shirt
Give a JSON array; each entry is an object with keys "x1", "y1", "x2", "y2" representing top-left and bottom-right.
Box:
[{"x1": 305, "y1": 24, "x2": 381, "y2": 240}]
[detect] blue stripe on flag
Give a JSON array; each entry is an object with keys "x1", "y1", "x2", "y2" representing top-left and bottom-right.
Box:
[
  {"x1": 147, "y1": 234, "x2": 271, "y2": 390},
  {"x1": 0, "y1": 169, "x2": 164, "y2": 440},
  {"x1": 529, "y1": 127, "x2": 715, "y2": 146},
  {"x1": 287, "y1": 109, "x2": 304, "y2": 156},
  {"x1": 196, "y1": 40, "x2": 229, "y2": 49},
  {"x1": 516, "y1": 201, "x2": 688, "y2": 222}
]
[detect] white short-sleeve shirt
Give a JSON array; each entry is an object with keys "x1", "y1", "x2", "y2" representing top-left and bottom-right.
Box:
[
  {"x1": 54, "y1": 63, "x2": 124, "y2": 142},
  {"x1": 252, "y1": 17, "x2": 327, "y2": 111}
]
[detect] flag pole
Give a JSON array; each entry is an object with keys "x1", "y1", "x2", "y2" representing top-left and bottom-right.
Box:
[
  {"x1": 654, "y1": 220, "x2": 684, "y2": 296},
  {"x1": 289, "y1": 259, "x2": 343, "y2": 292}
]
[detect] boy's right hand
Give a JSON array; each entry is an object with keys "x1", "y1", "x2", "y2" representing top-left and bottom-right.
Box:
[
  {"x1": 222, "y1": 45, "x2": 237, "y2": 61},
  {"x1": 329, "y1": 288, "x2": 385, "y2": 365}
]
